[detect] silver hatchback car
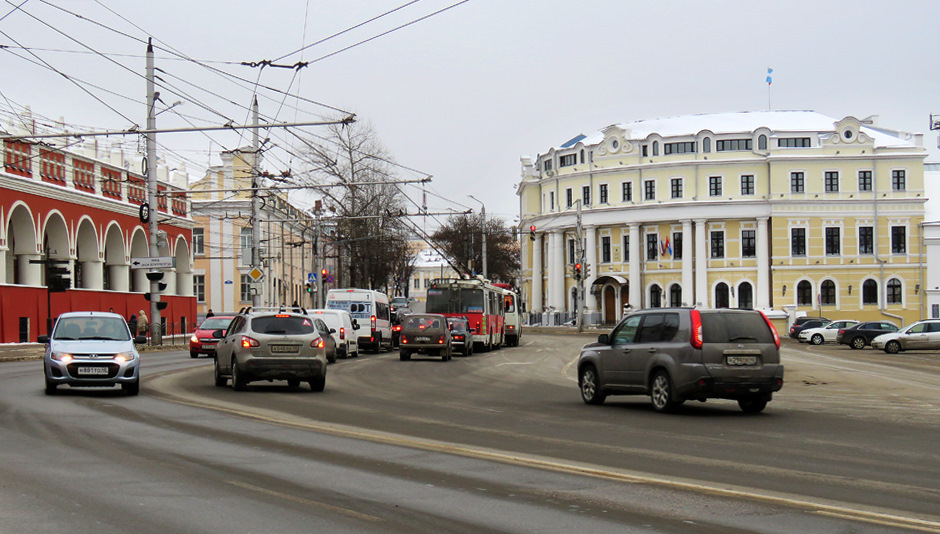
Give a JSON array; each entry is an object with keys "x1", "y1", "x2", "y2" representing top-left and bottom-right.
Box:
[
  {"x1": 212, "y1": 308, "x2": 329, "y2": 391},
  {"x1": 40, "y1": 311, "x2": 146, "y2": 396},
  {"x1": 577, "y1": 308, "x2": 784, "y2": 413}
]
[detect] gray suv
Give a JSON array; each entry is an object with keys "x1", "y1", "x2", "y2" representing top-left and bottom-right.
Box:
[
  {"x1": 212, "y1": 308, "x2": 329, "y2": 391},
  {"x1": 577, "y1": 308, "x2": 784, "y2": 413}
]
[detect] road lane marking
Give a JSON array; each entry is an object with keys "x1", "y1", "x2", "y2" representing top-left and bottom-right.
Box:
[
  {"x1": 149, "y1": 366, "x2": 940, "y2": 533},
  {"x1": 227, "y1": 481, "x2": 383, "y2": 522}
]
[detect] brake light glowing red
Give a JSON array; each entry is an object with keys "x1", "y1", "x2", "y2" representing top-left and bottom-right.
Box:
[
  {"x1": 371, "y1": 315, "x2": 376, "y2": 330},
  {"x1": 760, "y1": 310, "x2": 780, "y2": 349},
  {"x1": 241, "y1": 336, "x2": 260, "y2": 348},
  {"x1": 438, "y1": 336, "x2": 445, "y2": 344},
  {"x1": 310, "y1": 337, "x2": 325, "y2": 348},
  {"x1": 690, "y1": 309, "x2": 703, "y2": 349},
  {"x1": 339, "y1": 327, "x2": 345, "y2": 340},
  {"x1": 275, "y1": 314, "x2": 290, "y2": 318}
]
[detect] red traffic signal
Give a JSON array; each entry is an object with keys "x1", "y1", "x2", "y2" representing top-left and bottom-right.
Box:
[
  {"x1": 574, "y1": 262, "x2": 582, "y2": 280},
  {"x1": 529, "y1": 225, "x2": 536, "y2": 241}
]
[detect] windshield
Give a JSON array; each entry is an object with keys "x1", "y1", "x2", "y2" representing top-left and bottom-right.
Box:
[
  {"x1": 53, "y1": 316, "x2": 130, "y2": 341},
  {"x1": 200, "y1": 317, "x2": 234, "y2": 330}
]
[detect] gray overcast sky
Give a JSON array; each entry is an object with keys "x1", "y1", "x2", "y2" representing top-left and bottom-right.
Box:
[{"x1": 1, "y1": 0, "x2": 938, "y2": 223}]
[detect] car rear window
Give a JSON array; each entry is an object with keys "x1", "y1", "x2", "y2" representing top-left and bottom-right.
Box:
[
  {"x1": 406, "y1": 316, "x2": 443, "y2": 329},
  {"x1": 701, "y1": 312, "x2": 775, "y2": 344},
  {"x1": 250, "y1": 315, "x2": 315, "y2": 335}
]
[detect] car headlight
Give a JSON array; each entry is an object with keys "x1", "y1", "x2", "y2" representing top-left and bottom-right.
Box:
[
  {"x1": 113, "y1": 352, "x2": 136, "y2": 363},
  {"x1": 191, "y1": 334, "x2": 199, "y2": 343},
  {"x1": 50, "y1": 351, "x2": 73, "y2": 362}
]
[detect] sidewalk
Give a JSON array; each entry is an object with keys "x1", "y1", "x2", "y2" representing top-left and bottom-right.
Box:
[{"x1": 0, "y1": 338, "x2": 190, "y2": 363}]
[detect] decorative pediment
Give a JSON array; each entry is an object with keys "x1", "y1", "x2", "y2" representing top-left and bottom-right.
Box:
[
  {"x1": 596, "y1": 124, "x2": 633, "y2": 156},
  {"x1": 824, "y1": 116, "x2": 873, "y2": 145}
]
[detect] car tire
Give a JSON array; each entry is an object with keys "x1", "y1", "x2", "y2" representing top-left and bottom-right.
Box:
[
  {"x1": 44, "y1": 380, "x2": 57, "y2": 395},
  {"x1": 400, "y1": 349, "x2": 411, "y2": 361},
  {"x1": 287, "y1": 379, "x2": 301, "y2": 388},
  {"x1": 122, "y1": 379, "x2": 140, "y2": 396},
  {"x1": 738, "y1": 397, "x2": 768, "y2": 413},
  {"x1": 309, "y1": 374, "x2": 325, "y2": 392},
  {"x1": 352, "y1": 351, "x2": 359, "y2": 358},
  {"x1": 373, "y1": 335, "x2": 383, "y2": 354},
  {"x1": 327, "y1": 352, "x2": 336, "y2": 364},
  {"x1": 214, "y1": 358, "x2": 227, "y2": 387},
  {"x1": 579, "y1": 365, "x2": 606, "y2": 405},
  {"x1": 231, "y1": 358, "x2": 247, "y2": 391},
  {"x1": 851, "y1": 336, "x2": 866, "y2": 350},
  {"x1": 811, "y1": 334, "x2": 824, "y2": 345},
  {"x1": 650, "y1": 370, "x2": 680, "y2": 413},
  {"x1": 884, "y1": 340, "x2": 901, "y2": 354},
  {"x1": 190, "y1": 351, "x2": 199, "y2": 358}
]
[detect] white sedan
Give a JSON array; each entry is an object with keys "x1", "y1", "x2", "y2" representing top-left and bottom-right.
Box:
[{"x1": 798, "y1": 320, "x2": 859, "y2": 345}]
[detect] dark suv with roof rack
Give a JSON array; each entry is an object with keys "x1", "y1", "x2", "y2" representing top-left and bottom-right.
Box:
[{"x1": 577, "y1": 308, "x2": 784, "y2": 413}]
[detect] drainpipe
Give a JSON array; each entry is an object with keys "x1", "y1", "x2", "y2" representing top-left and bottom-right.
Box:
[{"x1": 874, "y1": 161, "x2": 904, "y2": 326}]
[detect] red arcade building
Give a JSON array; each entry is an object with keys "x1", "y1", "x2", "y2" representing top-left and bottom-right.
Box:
[{"x1": 1, "y1": 131, "x2": 196, "y2": 343}]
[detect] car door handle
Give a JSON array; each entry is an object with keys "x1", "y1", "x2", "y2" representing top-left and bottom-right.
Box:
[{"x1": 648, "y1": 348, "x2": 656, "y2": 353}]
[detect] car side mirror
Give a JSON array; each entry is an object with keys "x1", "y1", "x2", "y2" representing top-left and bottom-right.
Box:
[
  {"x1": 329, "y1": 328, "x2": 336, "y2": 334},
  {"x1": 212, "y1": 329, "x2": 225, "y2": 339},
  {"x1": 352, "y1": 320, "x2": 360, "y2": 330},
  {"x1": 134, "y1": 335, "x2": 147, "y2": 344},
  {"x1": 37, "y1": 335, "x2": 49, "y2": 344},
  {"x1": 597, "y1": 334, "x2": 609, "y2": 344}
]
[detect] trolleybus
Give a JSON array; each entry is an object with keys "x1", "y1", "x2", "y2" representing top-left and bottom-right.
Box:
[{"x1": 425, "y1": 278, "x2": 505, "y2": 351}]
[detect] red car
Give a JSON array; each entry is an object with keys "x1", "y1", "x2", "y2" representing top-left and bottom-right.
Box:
[{"x1": 189, "y1": 316, "x2": 236, "y2": 358}]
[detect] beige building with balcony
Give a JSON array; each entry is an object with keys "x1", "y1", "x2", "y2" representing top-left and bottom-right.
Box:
[{"x1": 519, "y1": 111, "x2": 927, "y2": 326}]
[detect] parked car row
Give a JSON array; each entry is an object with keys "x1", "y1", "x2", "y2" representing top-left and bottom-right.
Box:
[{"x1": 791, "y1": 317, "x2": 901, "y2": 350}]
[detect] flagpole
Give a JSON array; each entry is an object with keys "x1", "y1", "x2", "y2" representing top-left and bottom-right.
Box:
[{"x1": 766, "y1": 67, "x2": 773, "y2": 110}]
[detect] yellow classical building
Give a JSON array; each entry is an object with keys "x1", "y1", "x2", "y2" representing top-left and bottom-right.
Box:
[{"x1": 518, "y1": 111, "x2": 927, "y2": 326}]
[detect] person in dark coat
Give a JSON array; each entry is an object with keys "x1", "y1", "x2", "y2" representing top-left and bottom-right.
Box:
[
  {"x1": 206, "y1": 309, "x2": 215, "y2": 318},
  {"x1": 128, "y1": 314, "x2": 138, "y2": 336}
]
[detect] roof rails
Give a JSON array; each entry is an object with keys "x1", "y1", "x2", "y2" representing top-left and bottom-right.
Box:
[{"x1": 237, "y1": 306, "x2": 309, "y2": 316}]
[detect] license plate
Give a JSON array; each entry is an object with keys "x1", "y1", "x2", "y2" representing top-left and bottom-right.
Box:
[
  {"x1": 270, "y1": 345, "x2": 299, "y2": 353},
  {"x1": 202, "y1": 344, "x2": 216, "y2": 350},
  {"x1": 77, "y1": 366, "x2": 109, "y2": 375},
  {"x1": 726, "y1": 355, "x2": 759, "y2": 366},
  {"x1": 416, "y1": 336, "x2": 430, "y2": 342}
]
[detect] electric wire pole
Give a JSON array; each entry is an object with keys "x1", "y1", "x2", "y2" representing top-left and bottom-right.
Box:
[
  {"x1": 251, "y1": 97, "x2": 262, "y2": 307},
  {"x1": 146, "y1": 39, "x2": 162, "y2": 344}
]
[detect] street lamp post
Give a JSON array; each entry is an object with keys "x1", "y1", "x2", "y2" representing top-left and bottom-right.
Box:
[{"x1": 468, "y1": 195, "x2": 487, "y2": 279}]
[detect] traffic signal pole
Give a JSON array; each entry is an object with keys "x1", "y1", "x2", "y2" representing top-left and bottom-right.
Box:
[{"x1": 145, "y1": 40, "x2": 163, "y2": 344}]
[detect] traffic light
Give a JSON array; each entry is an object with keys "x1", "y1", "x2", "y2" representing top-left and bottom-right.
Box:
[
  {"x1": 583, "y1": 262, "x2": 591, "y2": 279},
  {"x1": 305, "y1": 282, "x2": 313, "y2": 293},
  {"x1": 46, "y1": 262, "x2": 70, "y2": 293},
  {"x1": 529, "y1": 225, "x2": 536, "y2": 241},
  {"x1": 321, "y1": 268, "x2": 329, "y2": 283},
  {"x1": 574, "y1": 262, "x2": 582, "y2": 281}
]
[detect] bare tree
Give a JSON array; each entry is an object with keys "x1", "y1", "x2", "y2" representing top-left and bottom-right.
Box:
[{"x1": 432, "y1": 213, "x2": 520, "y2": 285}]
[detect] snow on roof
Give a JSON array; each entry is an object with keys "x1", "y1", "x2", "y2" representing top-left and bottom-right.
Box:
[
  {"x1": 413, "y1": 247, "x2": 450, "y2": 268},
  {"x1": 558, "y1": 110, "x2": 918, "y2": 151}
]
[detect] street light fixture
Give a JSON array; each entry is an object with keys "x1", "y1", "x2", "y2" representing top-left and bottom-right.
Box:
[{"x1": 467, "y1": 194, "x2": 487, "y2": 279}]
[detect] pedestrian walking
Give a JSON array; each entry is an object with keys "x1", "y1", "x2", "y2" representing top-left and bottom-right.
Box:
[
  {"x1": 128, "y1": 313, "x2": 137, "y2": 336},
  {"x1": 138, "y1": 309, "x2": 149, "y2": 337},
  {"x1": 206, "y1": 309, "x2": 215, "y2": 318}
]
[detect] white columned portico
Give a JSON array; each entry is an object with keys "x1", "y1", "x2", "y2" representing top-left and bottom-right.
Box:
[
  {"x1": 549, "y1": 231, "x2": 566, "y2": 310},
  {"x1": 20, "y1": 253, "x2": 42, "y2": 286},
  {"x1": 110, "y1": 263, "x2": 130, "y2": 292},
  {"x1": 628, "y1": 223, "x2": 641, "y2": 307},
  {"x1": 694, "y1": 219, "x2": 708, "y2": 307},
  {"x1": 82, "y1": 259, "x2": 104, "y2": 290},
  {"x1": 531, "y1": 233, "x2": 543, "y2": 313},
  {"x1": 756, "y1": 217, "x2": 770, "y2": 309},
  {"x1": 584, "y1": 225, "x2": 598, "y2": 312},
  {"x1": 681, "y1": 219, "x2": 693, "y2": 306}
]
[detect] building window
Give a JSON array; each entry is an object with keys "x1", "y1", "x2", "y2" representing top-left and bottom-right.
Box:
[
  {"x1": 791, "y1": 228, "x2": 806, "y2": 257},
  {"x1": 664, "y1": 142, "x2": 696, "y2": 154},
  {"x1": 646, "y1": 234, "x2": 658, "y2": 261},
  {"x1": 566, "y1": 188, "x2": 573, "y2": 208},
  {"x1": 710, "y1": 231, "x2": 724, "y2": 258},
  {"x1": 240, "y1": 274, "x2": 252, "y2": 302},
  {"x1": 671, "y1": 178, "x2": 683, "y2": 199},
  {"x1": 892, "y1": 170, "x2": 906, "y2": 191},
  {"x1": 193, "y1": 274, "x2": 205, "y2": 302},
  {"x1": 543, "y1": 159, "x2": 552, "y2": 172},
  {"x1": 825, "y1": 171, "x2": 839, "y2": 192},
  {"x1": 933, "y1": 304, "x2": 939, "y2": 319},
  {"x1": 602, "y1": 236, "x2": 611, "y2": 263},
  {"x1": 825, "y1": 227, "x2": 841, "y2": 255},
  {"x1": 424, "y1": 278, "x2": 430, "y2": 289},
  {"x1": 858, "y1": 170, "x2": 872, "y2": 191},
  {"x1": 863, "y1": 279, "x2": 878, "y2": 305},
  {"x1": 40, "y1": 149, "x2": 66, "y2": 184},
  {"x1": 549, "y1": 191, "x2": 554, "y2": 210},
  {"x1": 741, "y1": 230, "x2": 756, "y2": 258},
  {"x1": 4, "y1": 140, "x2": 32, "y2": 177},
  {"x1": 644, "y1": 180, "x2": 655, "y2": 200},
  {"x1": 790, "y1": 172, "x2": 805, "y2": 193},
  {"x1": 582, "y1": 185, "x2": 590, "y2": 206},
  {"x1": 891, "y1": 226, "x2": 906, "y2": 254},
  {"x1": 673, "y1": 232, "x2": 683, "y2": 260},
  {"x1": 702, "y1": 137, "x2": 711, "y2": 153},
  {"x1": 650, "y1": 285, "x2": 662, "y2": 308},
  {"x1": 778, "y1": 137, "x2": 811, "y2": 148},
  {"x1": 193, "y1": 228, "x2": 204, "y2": 256},
  {"x1": 797, "y1": 280, "x2": 812, "y2": 306},
  {"x1": 568, "y1": 239, "x2": 576, "y2": 265},
  {"x1": 623, "y1": 235, "x2": 629, "y2": 262},
  {"x1": 642, "y1": 145, "x2": 648, "y2": 157},
  {"x1": 414, "y1": 278, "x2": 420, "y2": 289},
  {"x1": 709, "y1": 176, "x2": 722, "y2": 197},
  {"x1": 716, "y1": 139, "x2": 752, "y2": 151},
  {"x1": 738, "y1": 282, "x2": 753, "y2": 309},
  {"x1": 622, "y1": 182, "x2": 632, "y2": 202},
  {"x1": 669, "y1": 284, "x2": 682, "y2": 307},
  {"x1": 858, "y1": 226, "x2": 874, "y2": 255},
  {"x1": 73, "y1": 159, "x2": 96, "y2": 192},
  {"x1": 580, "y1": 149, "x2": 585, "y2": 164},
  {"x1": 559, "y1": 154, "x2": 576, "y2": 167},
  {"x1": 821, "y1": 280, "x2": 836, "y2": 305},
  {"x1": 740, "y1": 175, "x2": 755, "y2": 196},
  {"x1": 758, "y1": 135, "x2": 767, "y2": 150},
  {"x1": 887, "y1": 278, "x2": 902, "y2": 304},
  {"x1": 652, "y1": 141, "x2": 659, "y2": 156},
  {"x1": 599, "y1": 184, "x2": 608, "y2": 204},
  {"x1": 240, "y1": 227, "x2": 253, "y2": 265}
]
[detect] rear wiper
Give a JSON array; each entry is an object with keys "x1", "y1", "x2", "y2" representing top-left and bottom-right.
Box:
[
  {"x1": 728, "y1": 336, "x2": 757, "y2": 342},
  {"x1": 264, "y1": 330, "x2": 287, "y2": 334}
]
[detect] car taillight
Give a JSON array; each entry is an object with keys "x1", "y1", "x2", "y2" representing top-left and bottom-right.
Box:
[
  {"x1": 438, "y1": 336, "x2": 445, "y2": 344},
  {"x1": 453, "y1": 334, "x2": 463, "y2": 341},
  {"x1": 371, "y1": 315, "x2": 376, "y2": 330},
  {"x1": 690, "y1": 309, "x2": 703, "y2": 349},
  {"x1": 310, "y1": 337, "x2": 325, "y2": 348},
  {"x1": 241, "y1": 336, "x2": 259, "y2": 348},
  {"x1": 507, "y1": 325, "x2": 515, "y2": 331},
  {"x1": 838, "y1": 329, "x2": 845, "y2": 335},
  {"x1": 339, "y1": 327, "x2": 345, "y2": 340},
  {"x1": 760, "y1": 311, "x2": 780, "y2": 349}
]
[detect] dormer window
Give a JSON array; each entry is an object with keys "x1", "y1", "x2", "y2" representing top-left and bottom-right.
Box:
[
  {"x1": 758, "y1": 135, "x2": 767, "y2": 150},
  {"x1": 559, "y1": 154, "x2": 577, "y2": 167},
  {"x1": 652, "y1": 141, "x2": 659, "y2": 156}
]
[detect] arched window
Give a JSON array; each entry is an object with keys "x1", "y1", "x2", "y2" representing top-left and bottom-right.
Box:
[
  {"x1": 821, "y1": 280, "x2": 836, "y2": 305},
  {"x1": 650, "y1": 285, "x2": 662, "y2": 308},
  {"x1": 797, "y1": 280, "x2": 812, "y2": 306},
  {"x1": 669, "y1": 284, "x2": 682, "y2": 307},
  {"x1": 702, "y1": 137, "x2": 711, "y2": 153},
  {"x1": 737, "y1": 282, "x2": 753, "y2": 309},
  {"x1": 862, "y1": 279, "x2": 878, "y2": 305},
  {"x1": 887, "y1": 278, "x2": 902, "y2": 304},
  {"x1": 715, "y1": 283, "x2": 730, "y2": 308},
  {"x1": 758, "y1": 134, "x2": 767, "y2": 150},
  {"x1": 652, "y1": 141, "x2": 659, "y2": 156}
]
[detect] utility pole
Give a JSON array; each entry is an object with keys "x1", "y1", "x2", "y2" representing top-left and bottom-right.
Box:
[
  {"x1": 145, "y1": 39, "x2": 162, "y2": 344},
  {"x1": 468, "y1": 194, "x2": 487, "y2": 279},
  {"x1": 251, "y1": 97, "x2": 261, "y2": 307},
  {"x1": 576, "y1": 199, "x2": 584, "y2": 332}
]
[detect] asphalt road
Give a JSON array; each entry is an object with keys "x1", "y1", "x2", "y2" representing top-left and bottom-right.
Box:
[{"x1": 1, "y1": 334, "x2": 938, "y2": 533}]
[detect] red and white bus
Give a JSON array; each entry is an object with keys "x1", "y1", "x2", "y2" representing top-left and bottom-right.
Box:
[
  {"x1": 492, "y1": 283, "x2": 521, "y2": 347},
  {"x1": 425, "y1": 278, "x2": 505, "y2": 351}
]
